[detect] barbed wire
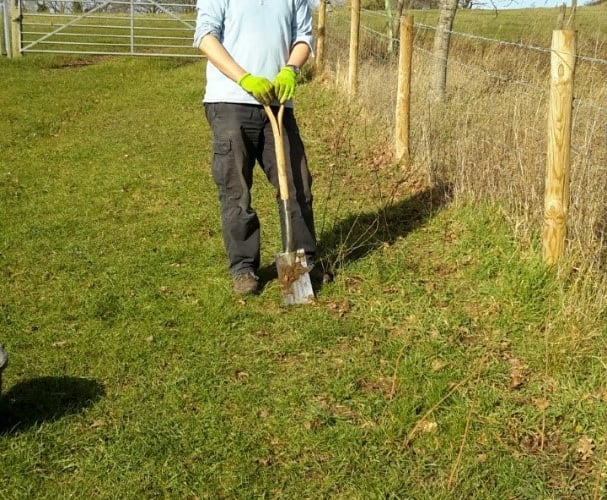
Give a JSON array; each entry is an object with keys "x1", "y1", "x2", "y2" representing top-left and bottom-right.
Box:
[
  {"x1": 360, "y1": 8, "x2": 394, "y2": 19},
  {"x1": 359, "y1": 23, "x2": 542, "y2": 93},
  {"x1": 356, "y1": 9, "x2": 607, "y2": 67},
  {"x1": 574, "y1": 97, "x2": 607, "y2": 116},
  {"x1": 416, "y1": 22, "x2": 607, "y2": 66},
  {"x1": 414, "y1": 22, "x2": 553, "y2": 54},
  {"x1": 577, "y1": 53, "x2": 607, "y2": 65},
  {"x1": 413, "y1": 44, "x2": 547, "y2": 94},
  {"x1": 360, "y1": 24, "x2": 607, "y2": 115},
  {"x1": 360, "y1": 24, "x2": 392, "y2": 40},
  {"x1": 330, "y1": 14, "x2": 607, "y2": 114}
]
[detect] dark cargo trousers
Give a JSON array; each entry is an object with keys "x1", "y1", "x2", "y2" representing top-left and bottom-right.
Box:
[{"x1": 204, "y1": 102, "x2": 317, "y2": 276}]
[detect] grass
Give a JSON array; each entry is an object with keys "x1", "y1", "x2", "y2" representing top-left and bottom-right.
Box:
[{"x1": 1, "y1": 53, "x2": 607, "y2": 497}]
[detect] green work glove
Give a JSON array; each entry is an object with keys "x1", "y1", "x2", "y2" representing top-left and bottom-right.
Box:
[
  {"x1": 273, "y1": 66, "x2": 298, "y2": 103},
  {"x1": 238, "y1": 73, "x2": 275, "y2": 105}
]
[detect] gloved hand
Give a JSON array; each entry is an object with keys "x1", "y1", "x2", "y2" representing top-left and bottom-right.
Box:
[
  {"x1": 273, "y1": 66, "x2": 298, "y2": 103},
  {"x1": 238, "y1": 73, "x2": 275, "y2": 105}
]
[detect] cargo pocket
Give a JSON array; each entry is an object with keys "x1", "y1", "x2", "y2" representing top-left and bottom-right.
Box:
[
  {"x1": 213, "y1": 139, "x2": 231, "y2": 156},
  {"x1": 211, "y1": 138, "x2": 241, "y2": 203}
]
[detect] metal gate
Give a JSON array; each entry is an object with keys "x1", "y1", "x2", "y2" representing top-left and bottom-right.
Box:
[{"x1": 12, "y1": 0, "x2": 202, "y2": 57}]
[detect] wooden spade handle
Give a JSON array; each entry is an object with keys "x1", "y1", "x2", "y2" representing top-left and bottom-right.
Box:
[{"x1": 263, "y1": 104, "x2": 289, "y2": 202}]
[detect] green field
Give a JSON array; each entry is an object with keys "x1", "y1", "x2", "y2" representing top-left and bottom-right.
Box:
[{"x1": 1, "y1": 50, "x2": 606, "y2": 498}]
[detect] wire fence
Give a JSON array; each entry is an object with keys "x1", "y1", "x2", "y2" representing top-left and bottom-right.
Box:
[{"x1": 319, "y1": 6, "x2": 607, "y2": 272}]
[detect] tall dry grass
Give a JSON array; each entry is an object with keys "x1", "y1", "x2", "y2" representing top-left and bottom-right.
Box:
[{"x1": 318, "y1": 7, "x2": 607, "y2": 318}]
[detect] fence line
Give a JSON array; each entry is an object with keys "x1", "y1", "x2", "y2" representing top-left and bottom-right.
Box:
[
  {"x1": 414, "y1": 44, "x2": 548, "y2": 94},
  {"x1": 320, "y1": 8, "x2": 607, "y2": 269},
  {"x1": 334, "y1": 9, "x2": 607, "y2": 108},
  {"x1": 356, "y1": 12, "x2": 607, "y2": 115},
  {"x1": 415, "y1": 21, "x2": 553, "y2": 53},
  {"x1": 361, "y1": 23, "x2": 548, "y2": 96},
  {"x1": 360, "y1": 23, "x2": 390, "y2": 39}
]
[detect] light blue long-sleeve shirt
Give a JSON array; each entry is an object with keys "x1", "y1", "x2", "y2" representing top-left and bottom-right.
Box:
[{"x1": 193, "y1": 0, "x2": 314, "y2": 106}]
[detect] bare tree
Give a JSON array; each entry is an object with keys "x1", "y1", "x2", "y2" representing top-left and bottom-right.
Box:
[
  {"x1": 385, "y1": 0, "x2": 394, "y2": 53},
  {"x1": 432, "y1": 0, "x2": 458, "y2": 100},
  {"x1": 391, "y1": 0, "x2": 406, "y2": 50},
  {"x1": 384, "y1": 0, "x2": 406, "y2": 54}
]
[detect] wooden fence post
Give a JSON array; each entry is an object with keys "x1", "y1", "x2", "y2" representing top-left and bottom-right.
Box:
[
  {"x1": 349, "y1": 0, "x2": 360, "y2": 96},
  {"x1": 315, "y1": 0, "x2": 327, "y2": 75},
  {"x1": 395, "y1": 15, "x2": 414, "y2": 166},
  {"x1": 9, "y1": 0, "x2": 21, "y2": 58},
  {"x1": 543, "y1": 29, "x2": 576, "y2": 264}
]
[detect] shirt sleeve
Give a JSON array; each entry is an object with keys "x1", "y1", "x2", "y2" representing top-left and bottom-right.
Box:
[
  {"x1": 292, "y1": 0, "x2": 314, "y2": 54},
  {"x1": 193, "y1": 0, "x2": 225, "y2": 49}
]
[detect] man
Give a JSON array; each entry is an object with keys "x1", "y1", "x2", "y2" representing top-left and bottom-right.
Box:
[{"x1": 193, "y1": 0, "x2": 318, "y2": 296}]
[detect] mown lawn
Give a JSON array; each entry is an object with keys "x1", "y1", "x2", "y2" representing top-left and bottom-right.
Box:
[{"x1": 1, "y1": 55, "x2": 606, "y2": 498}]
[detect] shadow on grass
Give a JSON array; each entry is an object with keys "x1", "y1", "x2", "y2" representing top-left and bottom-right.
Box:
[
  {"x1": 0, "y1": 376, "x2": 105, "y2": 436},
  {"x1": 317, "y1": 183, "x2": 452, "y2": 276},
  {"x1": 257, "y1": 183, "x2": 451, "y2": 294}
]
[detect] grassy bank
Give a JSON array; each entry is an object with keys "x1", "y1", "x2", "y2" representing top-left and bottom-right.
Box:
[{"x1": 1, "y1": 54, "x2": 606, "y2": 498}]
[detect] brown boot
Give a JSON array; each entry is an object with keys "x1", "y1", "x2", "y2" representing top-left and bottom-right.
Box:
[{"x1": 233, "y1": 272, "x2": 259, "y2": 296}]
